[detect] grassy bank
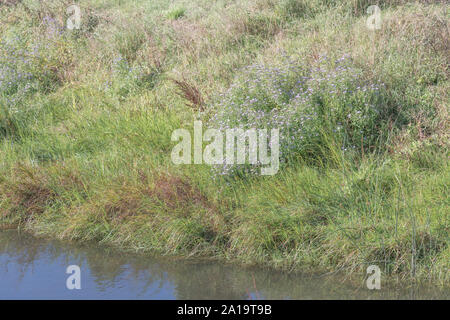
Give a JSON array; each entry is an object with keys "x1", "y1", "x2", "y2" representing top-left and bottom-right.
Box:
[{"x1": 0, "y1": 0, "x2": 448, "y2": 285}]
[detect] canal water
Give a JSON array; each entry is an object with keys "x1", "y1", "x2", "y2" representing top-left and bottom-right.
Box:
[{"x1": 0, "y1": 230, "x2": 447, "y2": 299}]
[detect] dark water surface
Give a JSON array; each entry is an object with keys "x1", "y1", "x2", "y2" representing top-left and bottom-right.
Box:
[{"x1": 0, "y1": 230, "x2": 447, "y2": 299}]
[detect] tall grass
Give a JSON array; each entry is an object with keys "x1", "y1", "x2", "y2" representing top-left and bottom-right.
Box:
[{"x1": 0, "y1": 0, "x2": 448, "y2": 284}]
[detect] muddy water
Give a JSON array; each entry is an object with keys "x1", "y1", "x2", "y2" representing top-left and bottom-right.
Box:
[{"x1": 0, "y1": 230, "x2": 447, "y2": 299}]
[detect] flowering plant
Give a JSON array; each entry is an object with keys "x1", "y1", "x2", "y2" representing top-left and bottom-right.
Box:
[{"x1": 208, "y1": 54, "x2": 386, "y2": 177}]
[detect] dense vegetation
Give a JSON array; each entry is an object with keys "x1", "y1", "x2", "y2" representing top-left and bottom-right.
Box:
[{"x1": 0, "y1": 0, "x2": 448, "y2": 284}]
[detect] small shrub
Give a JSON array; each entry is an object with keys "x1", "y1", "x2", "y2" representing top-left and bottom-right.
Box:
[
  {"x1": 0, "y1": 15, "x2": 75, "y2": 137},
  {"x1": 208, "y1": 54, "x2": 389, "y2": 176}
]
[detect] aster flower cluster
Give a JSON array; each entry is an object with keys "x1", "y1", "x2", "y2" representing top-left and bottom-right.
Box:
[
  {"x1": 0, "y1": 15, "x2": 68, "y2": 107},
  {"x1": 0, "y1": 36, "x2": 36, "y2": 106},
  {"x1": 0, "y1": 15, "x2": 74, "y2": 137},
  {"x1": 208, "y1": 54, "x2": 386, "y2": 177},
  {"x1": 42, "y1": 15, "x2": 65, "y2": 39}
]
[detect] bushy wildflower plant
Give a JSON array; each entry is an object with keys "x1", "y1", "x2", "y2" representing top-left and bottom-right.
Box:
[
  {"x1": 0, "y1": 15, "x2": 74, "y2": 136},
  {"x1": 208, "y1": 54, "x2": 387, "y2": 177}
]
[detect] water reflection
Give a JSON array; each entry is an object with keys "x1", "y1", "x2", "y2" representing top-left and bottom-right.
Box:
[{"x1": 0, "y1": 231, "x2": 447, "y2": 299}]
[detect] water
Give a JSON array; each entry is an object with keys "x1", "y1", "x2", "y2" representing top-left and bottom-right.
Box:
[{"x1": 0, "y1": 230, "x2": 447, "y2": 299}]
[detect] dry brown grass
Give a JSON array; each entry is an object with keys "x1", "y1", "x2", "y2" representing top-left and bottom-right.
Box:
[
  {"x1": 0, "y1": 0, "x2": 23, "y2": 6},
  {"x1": 0, "y1": 165, "x2": 56, "y2": 218},
  {"x1": 97, "y1": 172, "x2": 217, "y2": 223},
  {"x1": 148, "y1": 173, "x2": 226, "y2": 236},
  {"x1": 226, "y1": 11, "x2": 281, "y2": 39},
  {"x1": 0, "y1": 162, "x2": 89, "y2": 222},
  {"x1": 170, "y1": 76, "x2": 205, "y2": 111},
  {"x1": 0, "y1": 0, "x2": 20, "y2": 6},
  {"x1": 381, "y1": 7, "x2": 449, "y2": 56},
  {"x1": 149, "y1": 173, "x2": 213, "y2": 212},
  {"x1": 103, "y1": 190, "x2": 144, "y2": 221},
  {"x1": 140, "y1": 32, "x2": 166, "y2": 72},
  {"x1": 170, "y1": 19, "x2": 211, "y2": 58}
]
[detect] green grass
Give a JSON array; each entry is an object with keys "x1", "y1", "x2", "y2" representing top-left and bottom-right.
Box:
[
  {"x1": 0, "y1": 0, "x2": 448, "y2": 285},
  {"x1": 167, "y1": 7, "x2": 186, "y2": 20}
]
